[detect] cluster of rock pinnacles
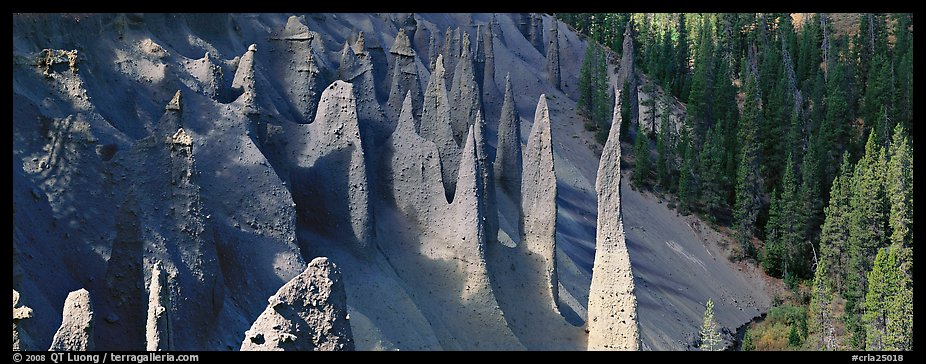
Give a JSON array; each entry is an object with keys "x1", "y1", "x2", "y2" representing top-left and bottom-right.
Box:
[{"x1": 13, "y1": 14, "x2": 638, "y2": 351}]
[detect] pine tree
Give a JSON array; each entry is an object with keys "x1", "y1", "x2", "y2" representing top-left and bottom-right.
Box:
[
  {"x1": 863, "y1": 248, "x2": 902, "y2": 350},
  {"x1": 763, "y1": 189, "x2": 783, "y2": 277},
  {"x1": 741, "y1": 327, "x2": 755, "y2": 351},
  {"x1": 634, "y1": 127, "x2": 650, "y2": 188},
  {"x1": 700, "y1": 126, "x2": 724, "y2": 220},
  {"x1": 619, "y1": 80, "x2": 632, "y2": 142},
  {"x1": 821, "y1": 58, "x2": 851, "y2": 189},
  {"x1": 886, "y1": 124, "x2": 912, "y2": 255},
  {"x1": 846, "y1": 131, "x2": 889, "y2": 349},
  {"x1": 734, "y1": 71, "x2": 763, "y2": 255},
  {"x1": 798, "y1": 131, "x2": 823, "y2": 258},
  {"x1": 807, "y1": 256, "x2": 837, "y2": 350},
  {"x1": 819, "y1": 153, "x2": 852, "y2": 292},
  {"x1": 861, "y1": 55, "x2": 892, "y2": 145},
  {"x1": 788, "y1": 323, "x2": 803, "y2": 348},
  {"x1": 675, "y1": 13, "x2": 691, "y2": 101},
  {"x1": 699, "y1": 298, "x2": 720, "y2": 351},
  {"x1": 779, "y1": 153, "x2": 804, "y2": 278},
  {"x1": 686, "y1": 16, "x2": 714, "y2": 142},
  {"x1": 677, "y1": 127, "x2": 695, "y2": 214}
]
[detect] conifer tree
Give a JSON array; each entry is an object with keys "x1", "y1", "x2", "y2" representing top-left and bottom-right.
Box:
[
  {"x1": 734, "y1": 71, "x2": 763, "y2": 254},
  {"x1": 700, "y1": 298, "x2": 720, "y2": 351},
  {"x1": 807, "y1": 257, "x2": 837, "y2": 350}
]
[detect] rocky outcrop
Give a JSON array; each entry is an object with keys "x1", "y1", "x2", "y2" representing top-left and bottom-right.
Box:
[
  {"x1": 449, "y1": 31, "x2": 483, "y2": 147},
  {"x1": 339, "y1": 38, "x2": 388, "y2": 146},
  {"x1": 528, "y1": 13, "x2": 544, "y2": 52},
  {"x1": 49, "y1": 289, "x2": 94, "y2": 351},
  {"x1": 420, "y1": 55, "x2": 461, "y2": 203},
  {"x1": 145, "y1": 263, "x2": 172, "y2": 351},
  {"x1": 479, "y1": 19, "x2": 501, "y2": 121},
  {"x1": 546, "y1": 21, "x2": 561, "y2": 90},
  {"x1": 427, "y1": 33, "x2": 440, "y2": 70},
  {"x1": 12, "y1": 290, "x2": 33, "y2": 351},
  {"x1": 587, "y1": 91, "x2": 640, "y2": 351},
  {"x1": 385, "y1": 29, "x2": 423, "y2": 124},
  {"x1": 474, "y1": 110, "x2": 498, "y2": 245},
  {"x1": 495, "y1": 74, "x2": 522, "y2": 206},
  {"x1": 104, "y1": 109, "x2": 223, "y2": 350},
  {"x1": 617, "y1": 21, "x2": 638, "y2": 127},
  {"x1": 269, "y1": 16, "x2": 329, "y2": 123},
  {"x1": 441, "y1": 27, "x2": 461, "y2": 85},
  {"x1": 231, "y1": 43, "x2": 259, "y2": 115},
  {"x1": 521, "y1": 95, "x2": 559, "y2": 313},
  {"x1": 514, "y1": 13, "x2": 530, "y2": 45},
  {"x1": 268, "y1": 81, "x2": 373, "y2": 251},
  {"x1": 190, "y1": 52, "x2": 223, "y2": 99},
  {"x1": 241, "y1": 257, "x2": 353, "y2": 351},
  {"x1": 386, "y1": 93, "x2": 446, "y2": 218},
  {"x1": 153, "y1": 90, "x2": 182, "y2": 139}
]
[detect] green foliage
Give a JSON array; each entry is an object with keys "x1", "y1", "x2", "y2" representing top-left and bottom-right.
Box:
[
  {"x1": 886, "y1": 124, "x2": 912, "y2": 253},
  {"x1": 577, "y1": 43, "x2": 612, "y2": 145},
  {"x1": 699, "y1": 298, "x2": 720, "y2": 351},
  {"x1": 748, "y1": 302, "x2": 807, "y2": 351},
  {"x1": 619, "y1": 80, "x2": 632, "y2": 142},
  {"x1": 655, "y1": 87, "x2": 674, "y2": 191},
  {"x1": 677, "y1": 127, "x2": 695, "y2": 214},
  {"x1": 788, "y1": 323, "x2": 802, "y2": 347},
  {"x1": 633, "y1": 127, "x2": 650, "y2": 188},
  {"x1": 807, "y1": 257, "x2": 838, "y2": 350},
  {"x1": 734, "y1": 72, "x2": 763, "y2": 254},
  {"x1": 741, "y1": 327, "x2": 755, "y2": 351},
  {"x1": 762, "y1": 190, "x2": 783, "y2": 276},
  {"x1": 845, "y1": 131, "x2": 889, "y2": 348},
  {"x1": 863, "y1": 247, "x2": 912, "y2": 350},
  {"x1": 819, "y1": 153, "x2": 853, "y2": 292}
]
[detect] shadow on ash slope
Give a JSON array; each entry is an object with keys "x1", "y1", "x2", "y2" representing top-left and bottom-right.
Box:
[{"x1": 12, "y1": 13, "x2": 770, "y2": 351}]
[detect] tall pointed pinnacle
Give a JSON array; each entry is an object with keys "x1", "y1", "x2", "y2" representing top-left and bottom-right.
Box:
[
  {"x1": 587, "y1": 90, "x2": 640, "y2": 351},
  {"x1": 546, "y1": 20, "x2": 561, "y2": 90},
  {"x1": 241, "y1": 257, "x2": 354, "y2": 351},
  {"x1": 529, "y1": 13, "x2": 544, "y2": 52},
  {"x1": 521, "y1": 94, "x2": 559, "y2": 313},
  {"x1": 231, "y1": 44, "x2": 259, "y2": 115},
  {"x1": 339, "y1": 36, "x2": 388, "y2": 146},
  {"x1": 442, "y1": 27, "x2": 462, "y2": 85},
  {"x1": 449, "y1": 30, "x2": 483, "y2": 148},
  {"x1": 352, "y1": 31, "x2": 366, "y2": 55},
  {"x1": 480, "y1": 20, "x2": 501, "y2": 119},
  {"x1": 420, "y1": 54, "x2": 461, "y2": 203},
  {"x1": 495, "y1": 74, "x2": 522, "y2": 203},
  {"x1": 618, "y1": 20, "x2": 638, "y2": 128},
  {"x1": 146, "y1": 262, "x2": 172, "y2": 351},
  {"x1": 389, "y1": 28, "x2": 415, "y2": 57},
  {"x1": 386, "y1": 29, "x2": 422, "y2": 126},
  {"x1": 154, "y1": 90, "x2": 183, "y2": 140},
  {"x1": 386, "y1": 91, "x2": 446, "y2": 225},
  {"x1": 474, "y1": 109, "x2": 498, "y2": 246},
  {"x1": 49, "y1": 289, "x2": 95, "y2": 351},
  {"x1": 270, "y1": 16, "x2": 330, "y2": 123}
]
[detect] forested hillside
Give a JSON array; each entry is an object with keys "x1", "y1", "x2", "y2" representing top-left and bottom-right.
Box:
[{"x1": 559, "y1": 13, "x2": 913, "y2": 351}]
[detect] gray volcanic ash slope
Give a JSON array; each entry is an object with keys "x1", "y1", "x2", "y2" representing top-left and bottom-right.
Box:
[{"x1": 12, "y1": 13, "x2": 770, "y2": 351}]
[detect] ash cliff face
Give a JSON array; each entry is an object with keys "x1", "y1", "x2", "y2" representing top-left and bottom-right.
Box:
[{"x1": 11, "y1": 12, "x2": 767, "y2": 352}]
